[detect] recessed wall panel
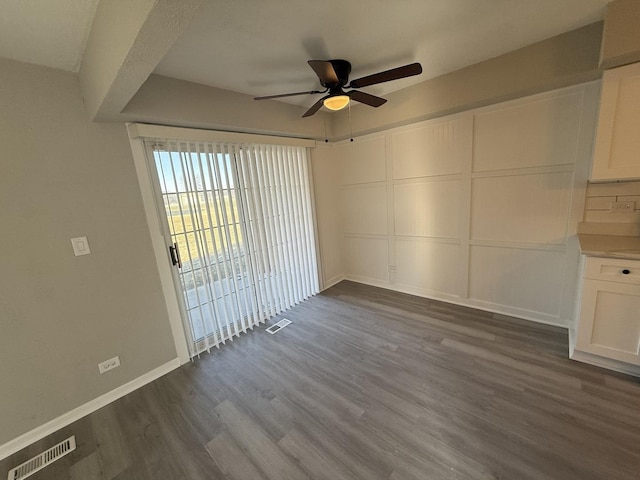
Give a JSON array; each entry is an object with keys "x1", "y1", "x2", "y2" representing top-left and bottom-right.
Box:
[
  {"x1": 342, "y1": 185, "x2": 388, "y2": 235},
  {"x1": 473, "y1": 91, "x2": 583, "y2": 172},
  {"x1": 392, "y1": 118, "x2": 467, "y2": 179},
  {"x1": 344, "y1": 237, "x2": 389, "y2": 282},
  {"x1": 394, "y1": 180, "x2": 461, "y2": 238},
  {"x1": 471, "y1": 172, "x2": 573, "y2": 245},
  {"x1": 340, "y1": 136, "x2": 386, "y2": 185},
  {"x1": 395, "y1": 239, "x2": 461, "y2": 296},
  {"x1": 468, "y1": 246, "x2": 565, "y2": 316}
]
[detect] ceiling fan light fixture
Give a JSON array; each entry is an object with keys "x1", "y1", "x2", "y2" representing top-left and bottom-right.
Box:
[
  {"x1": 323, "y1": 95, "x2": 350, "y2": 111},
  {"x1": 255, "y1": 60, "x2": 423, "y2": 117}
]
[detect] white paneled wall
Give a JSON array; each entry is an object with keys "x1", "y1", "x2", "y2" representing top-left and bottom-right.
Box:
[
  {"x1": 390, "y1": 115, "x2": 472, "y2": 300},
  {"x1": 394, "y1": 180, "x2": 462, "y2": 239},
  {"x1": 335, "y1": 82, "x2": 600, "y2": 326},
  {"x1": 344, "y1": 236, "x2": 390, "y2": 284},
  {"x1": 473, "y1": 91, "x2": 583, "y2": 172},
  {"x1": 392, "y1": 118, "x2": 469, "y2": 178},
  {"x1": 341, "y1": 136, "x2": 386, "y2": 184},
  {"x1": 339, "y1": 136, "x2": 391, "y2": 285},
  {"x1": 468, "y1": 246, "x2": 566, "y2": 316},
  {"x1": 343, "y1": 185, "x2": 388, "y2": 235},
  {"x1": 470, "y1": 172, "x2": 574, "y2": 245},
  {"x1": 395, "y1": 239, "x2": 461, "y2": 295}
]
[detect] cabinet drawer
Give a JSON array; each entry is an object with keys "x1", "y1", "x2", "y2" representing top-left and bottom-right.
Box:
[{"x1": 584, "y1": 257, "x2": 640, "y2": 284}]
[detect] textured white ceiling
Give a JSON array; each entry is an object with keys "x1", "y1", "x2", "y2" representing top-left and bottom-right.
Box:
[
  {"x1": 0, "y1": 0, "x2": 610, "y2": 107},
  {"x1": 0, "y1": 0, "x2": 99, "y2": 72},
  {"x1": 155, "y1": 0, "x2": 610, "y2": 106}
]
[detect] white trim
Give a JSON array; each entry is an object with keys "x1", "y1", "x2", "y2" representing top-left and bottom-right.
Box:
[
  {"x1": 127, "y1": 123, "x2": 316, "y2": 148},
  {"x1": 343, "y1": 275, "x2": 571, "y2": 328},
  {"x1": 0, "y1": 359, "x2": 180, "y2": 461},
  {"x1": 129, "y1": 136, "x2": 191, "y2": 364},
  {"x1": 322, "y1": 274, "x2": 345, "y2": 290},
  {"x1": 571, "y1": 349, "x2": 640, "y2": 377}
]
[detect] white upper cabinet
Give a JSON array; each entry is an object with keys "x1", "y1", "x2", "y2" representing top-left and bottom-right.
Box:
[{"x1": 591, "y1": 62, "x2": 640, "y2": 181}]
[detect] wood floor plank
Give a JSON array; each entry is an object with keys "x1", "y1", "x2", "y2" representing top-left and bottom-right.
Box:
[
  {"x1": 271, "y1": 392, "x2": 394, "y2": 479},
  {"x1": 90, "y1": 403, "x2": 133, "y2": 479},
  {"x1": 206, "y1": 431, "x2": 269, "y2": 480},
  {"x1": 3, "y1": 280, "x2": 640, "y2": 479},
  {"x1": 69, "y1": 452, "x2": 105, "y2": 480},
  {"x1": 214, "y1": 399, "x2": 312, "y2": 480},
  {"x1": 277, "y1": 428, "x2": 356, "y2": 480}
]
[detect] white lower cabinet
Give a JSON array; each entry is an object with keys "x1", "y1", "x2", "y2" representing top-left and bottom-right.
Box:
[{"x1": 575, "y1": 257, "x2": 640, "y2": 368}]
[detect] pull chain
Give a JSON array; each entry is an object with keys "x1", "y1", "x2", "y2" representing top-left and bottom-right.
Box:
[
  {"x1": 324, "y1": 118, "x2": 328, "y2": 143},
  {"x1": 348, "y1": 101, "x2": 353, "y2": 142}
]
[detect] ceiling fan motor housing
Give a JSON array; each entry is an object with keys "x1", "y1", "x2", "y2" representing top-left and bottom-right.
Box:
[{"x1": 327, "y1": 59, "x2": 351, "y2": 87}]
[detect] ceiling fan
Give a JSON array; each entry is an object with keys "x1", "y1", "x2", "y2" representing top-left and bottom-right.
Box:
[{"x1": 254, "y1": 60, "x2": 423, "y2": 117}]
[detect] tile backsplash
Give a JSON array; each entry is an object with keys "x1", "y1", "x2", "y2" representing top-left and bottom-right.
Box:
[{"x1": 579, "y1": 181, "x2": 640, "y2": 236}]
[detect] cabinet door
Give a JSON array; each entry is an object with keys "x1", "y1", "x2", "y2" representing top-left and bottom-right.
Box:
[
  {"x1": 576, "y1": 279, "x2": 640, "y2": 364},
  {"x1": 591, "y1": 62, "x2": 640, "y2": 181}
]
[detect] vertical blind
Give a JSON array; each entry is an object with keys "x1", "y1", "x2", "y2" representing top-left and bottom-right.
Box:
[{"x1": 148, "y1": 139, "x2": 319, "y2": 357}]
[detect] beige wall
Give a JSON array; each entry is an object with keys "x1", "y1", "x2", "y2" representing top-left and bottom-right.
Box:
[
  {"x1": 0, "y1": 58, "x2": 177, "y2": 445},
  {"x1": 118, "y1": 23, "x2": 603, "y2": 143},
  {"x1": 332, "y1": 22, "x2": 603, "y2": 140},
  {"x1": 122, "y1": 74, "x2": 331, "y2": 140}
]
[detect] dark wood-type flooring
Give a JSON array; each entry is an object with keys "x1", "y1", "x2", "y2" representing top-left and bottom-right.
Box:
[{"x1": 3, "y1": 281, "x2": 640, "y2": 479}]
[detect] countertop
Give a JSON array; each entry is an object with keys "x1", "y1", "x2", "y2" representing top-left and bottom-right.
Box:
[{"x1": 578, "y1": 234, "x2": 640, "y2": 260}]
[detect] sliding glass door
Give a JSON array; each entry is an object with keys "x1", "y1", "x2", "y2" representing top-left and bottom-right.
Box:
[{"x1": 147, "y1": 140, "x2": 318, "y2": 357}]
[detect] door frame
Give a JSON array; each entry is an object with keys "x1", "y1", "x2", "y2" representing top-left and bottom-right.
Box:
[
  {"x1": 128, "y1": 131, "x2": 191, "y2": 364},
  {"x1": 127, "y1": 123, "x2": 317, "y2": 364}
]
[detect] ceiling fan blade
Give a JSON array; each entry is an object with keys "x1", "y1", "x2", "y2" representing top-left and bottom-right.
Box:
[
  {"x1": 302, "y1": 95, "x2": 329, "y2": 117},
  {"x1": 348, "y1": 62, "x2": 423, "y2": 88},
  {"x1": 308, "y1": 60, "x2": 339, "y2": 86},
  {"x1": 254, "y1": 89, "x2": 326, "y2": 100},
  {"x1": 347, "y1": 90, "x2": 387, "y2": 107}
]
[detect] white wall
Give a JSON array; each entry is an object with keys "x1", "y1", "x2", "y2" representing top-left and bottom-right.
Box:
[
  {"x1": 333, "y1": 82, "x2": 599, "y2": 327},
  {"x1": 311, "y1": 145, "x2": 344, "y2": 288}
]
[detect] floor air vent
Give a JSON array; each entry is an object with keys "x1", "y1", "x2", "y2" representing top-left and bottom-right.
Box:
[
  {"x1": 7, "y1": 436, "x2": 76, "y2": 480},
  {"x1": 266, "y1": 318, "x2": 292, "y2": 334}
]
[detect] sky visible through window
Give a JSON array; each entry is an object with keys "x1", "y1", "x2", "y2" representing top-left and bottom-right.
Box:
[{"x1": 154, "y1": 150, "x2": 234, "y2": 194}]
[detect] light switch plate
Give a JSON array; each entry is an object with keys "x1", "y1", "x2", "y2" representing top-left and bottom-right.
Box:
[{"x1": 70, "y1": 236, "x2": 91, "y2": 256}]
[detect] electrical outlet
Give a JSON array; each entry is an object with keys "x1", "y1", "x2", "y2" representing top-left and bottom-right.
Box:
[
  {"x1": 98, "y1": 356, "x2": 120, "y2": 374},
  {"x1": 610, "y1": 201, "x2": 635, "y2": 212}
]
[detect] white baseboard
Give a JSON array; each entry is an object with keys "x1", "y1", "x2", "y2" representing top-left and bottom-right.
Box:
[
  {"x1": 343, "y1": 275, "x2": 570, "y2": 329},
  {"x1": 571, "y1": 349, "x2": 640, "y2": 377},
  {"x1": 0, "y1": 358, "x2": 181, "y2": 461},
  {"x1": 322, "y1": 273, "x2": 345, "y2": 290}
]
